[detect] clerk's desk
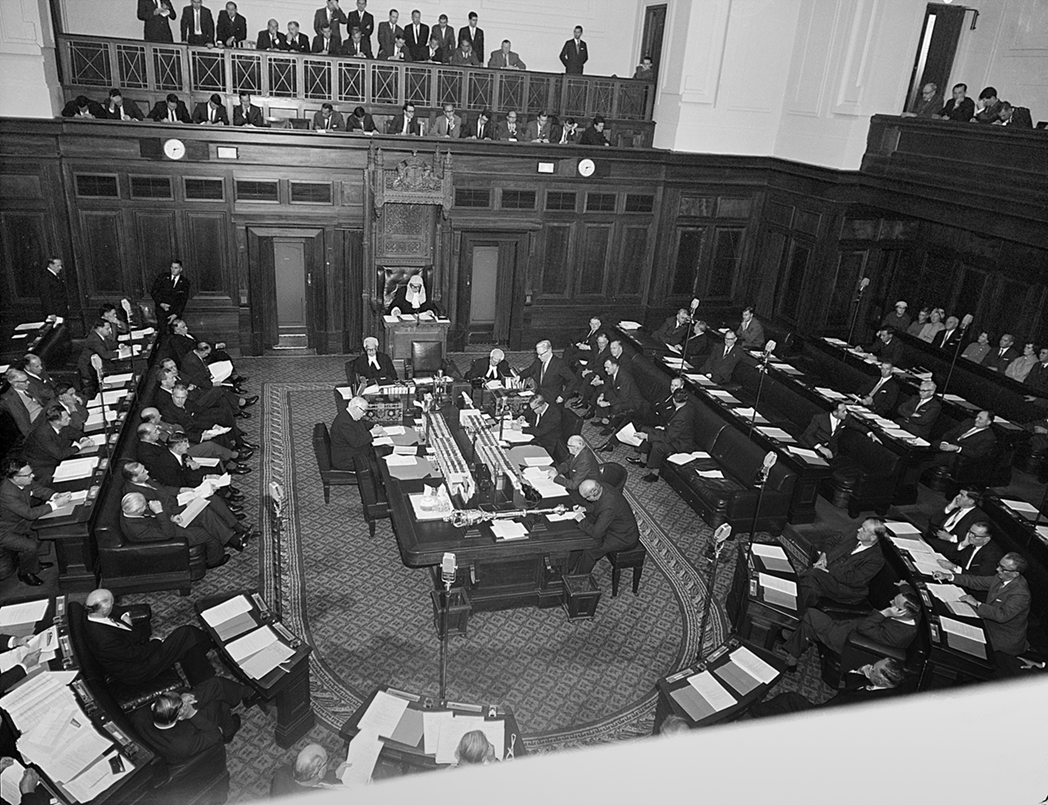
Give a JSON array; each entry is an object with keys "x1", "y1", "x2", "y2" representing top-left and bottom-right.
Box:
[{"x1": 382, "y1": 313, "x2": 451, "y2": 362}]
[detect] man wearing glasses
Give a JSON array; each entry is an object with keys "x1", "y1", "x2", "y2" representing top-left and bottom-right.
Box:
[
  {"x1": 936, "y1": 552, "x2": 1030, "y2": 657},
  {"x1": 330, "y1": 397, "x2": 384, "y2": 472},
  {"x1": 0, "y1": 460, "x2": 69, "y2": 586},
  {"x1": 701, "y1": 331, "x2": 742, "y2": 384}
]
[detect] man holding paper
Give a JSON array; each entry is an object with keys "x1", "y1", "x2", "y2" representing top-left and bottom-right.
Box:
[
  {"x1": 627, "y1": 390, "x2": 695, "y2": 483},
  {"x1": 22, "y1": 407, "x2": 96, "y2": 482},
  {"x1": 522, "y1": 394, "x2": 563, "y2": 457},
  {"x1": 571, "y1": 480, "x2": 640, "y2": 576},
  {"x1": 0, "y1": 460, "x2": 65, "y2": 587},
  {"x1": 935, "y1": 552, "x2": 1030, "y2": 657},
  {"x1": 180, "y1": 342, "x2": 258, "y2": 416},
  {"x1": 551, "y1": 435, "x2": 600, "y2": 495},
  {"x1": 797, "y1": 518, "x2": 886, "y2": 611},
  {"x1": 593, "y1": 358, "x2": 644, "y2": 436}
]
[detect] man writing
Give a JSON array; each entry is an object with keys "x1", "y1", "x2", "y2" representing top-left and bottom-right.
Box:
[{"x1": 571, "y1": 480, "x2": 640, "y2": 576}]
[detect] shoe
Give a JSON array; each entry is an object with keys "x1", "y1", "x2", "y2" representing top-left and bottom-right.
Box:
[
  {"x1": 599, "y1": 427, "x2": 614, "y2": 437},
  {"x1": 227, "y1": 486, "x2": 243, "y2": 496},
  {"x1": 38, "y1": 561, "x2": 54, "y2": 570},
  {"x1": 235, "y1": 448, "x2": 254, "y2": 461},
  {"x1": 229, "y1": 465, "x2": 252, "y2": 475},
  {"x1": 239, "y1": 441, "x2": 259, "y2": 451},
  {"x1": 642, "y1": 473, "x2": 659, "y2": 483},
  {"x1": 223, "y1": 713, "x2": 242, "y2": 743},
  {"x1": 784, "y1": 661, "x2": 798, "y2": 674},
  {"x1": 209, "y1": 554, "x2": 232, "y2": 569},
  {"x1": 233, "y1": 375, "x2": 249, "y2": 384},
  {"x1": 241, "y1": 690, "x2": 271, "y2": 714},
  {"x1": 626, "y1": 457, "x2": 646, "y2": 467},
  {"x1": 18, "y1": 573, "x2": 44, "y2": 587},
  {"x1": 229, "y1": 535, "x2": 246, "y2": 552},
  {"x1": 240, "y1": 395, "x2": 259, "y2": 408},
  {"x1": 235, "y1": 411, "x2": 252, "y2": 419},
  {"x1": 598, "y1": 442, "x2": 615, "y2": 453},
  {"x1": 233, "y1": 512, "x2": 247, "y2": 521}
]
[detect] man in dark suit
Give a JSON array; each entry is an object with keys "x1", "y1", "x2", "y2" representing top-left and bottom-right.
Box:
[
  {"x1": 798, "y1": 518, "x2": 886, "y2": 611},
  {"x1": 931, "y1": 315, "x2": 963, "y2": 351},
  {"x1": 931, "y1": 410, "x2": 997, "y2": 469},
  {"x1": 132, "y1": 676, "x2": 249, "y2": 766},
  {"x1": 313, "y1": 0, "x2": 349, "y2": 49},
  {"x1": 701, "y1": 331, "x2": 743, "y2": 384},
  {"x1": 519, "y1": 340, "x2": 578, "y2": 404},
  {"x1": 799, "y1": 402, "x2": 851, "y2": 461},
  {"x1": 151, "y1": 259, "x2": 192, "y2": 321},
  {"x1": 945, "y1": 552, "x2": 1030, "y2": 656},
  {"x1": 346, "y1": 0, "x2": 375, "y2": 48},
  {"x1": 562, "y1": 316, "x2": 604, "y2": 372},
  {"x1": 61, "y1": 95, "x2": 105, "y2": 119},
  {"x1": 138, "y1": 0, "x2": 177, "y2": 43},
  {"x1": 180, "y1": 342, "x2": 256, "y2": 414},
  {"x1": 421, "y1": 34, "x2": 447, "y2": 63},
  {"x1": 782, "y1": 589, "x2": 920, "y2": 671},
  {"x1": 930, "y1": 521, "x2": 1003, "y2": 581},
  {"x1": 180, "y1": 0, "x2": 215, "y2": 46},
  {"x1": 460, "y1": 108, "x2": 493, "y2": 138},
  {"x1": 572, "y1": 480, "x2": 640, "y2": 575},
  {"x1": 403, "y1": 9, "x2": 429, "y2": 61},
  {"x1": 346, "y1": 337, "x2": 397, "y2": 389},
  {"x1": 0, "y1": 461, "x2": 65, "y2": 586},
  {"x1": 330, "y1": 396, "x2": 374, "y2": 472},
  {"x1": 458, "y1": 12, "x2": 483, "y2": 61},
  {"x1": 255, "y1": 19, "x2": 287, "y2": 50},
  {"x1": 191, "y1": 93, "x2": 229, "y2": 125},
  {"x1": 138, "y1": 431, "x2": 207, "y2": 488},
  {"x1": 653, "y1": 308, "x2": 691, "y2": 347},
  {"x1": 628, "y1": 391, "x2": 695, "y2": 482},
  {"x1": 982, "y1": 334, "x2": 1020, "y2": 373},
  {"x1": 120, "y1": 490, "x2": 229, "y2": 568},
  {"x1": 22, "y1": 408, "x2": 91, "y2": 482},
  {"x1": 595, "y1": 358, "x2": 644, "y2": 436},
  {"x1": 580, "y1": 116, "x2": 611, "y2": 146},
  {"x1": 551, "y1": 435, "x2": 600, "y2": 494},
  {"x1": 347, "y1": 106, "x2": 377, "y2": 132},
  {"x1": 41, "y1": 256, "x2": 68, "y2": 319},
  {"x1": 864, "y1": 327, "x2": 904, "y2": 366},
  {"x1": 747, "y1": 658, "x2": 907, "y2": 717},
  {"x1": 857, "y1": 361, "x2": 900, "y2": 416},
  {"x1": 559, "y1": 26, "x2": 588, "y2": 74},
  {"x1": 682, "y1": 320, "x2": 712, "y2": 361},
  {"x1": 575, "y1": 333, "x2": 613, "y2": 413},
  {"x1": 83, "y1": 587, "x2": 215, "y2": 685},
  {"x1": 147, "y1": 93, "x2": 192, "y2": 123},
  {"x1": 376, "y1": 9, "x2": 402, "y2": 56},
  {"x1": 450, "y1": 39, "x2": 481, "y2": 67},
  {"x1": 0, "y1": 370, "x2": 46, "y2": 437},
  {"x1": 431, "y1": 14, "x2": 456, "y2": 57},
  {"x1": 55, "y1": 383, "x2": 90, "y2": 438},
  {"x1": 343, "y1": 27, "x2": 373, "y2": 58},
  {"x1": 77, "y1": 320, "x2": 126, "y2": 396},
  {"x1": 488, "y1": 40, "x2": 526, "y2": 70},
  {"x1": 285, "y1": 20, "x2": 311, "y2": 52},
  {"x1": 895, "y1": 380, "x2": 941, "y2": 439},
  {"x1": 101, "y1": 88, "x2": 145, "y2": 120},
  {"x1": 924, "y1": 488, "x2": 988, "y2": 544},
  {"x1": 522, "y1": 395, "x2": 563, "y2": 457},
  {"x1": 18, "y1": 355, "x2": 53, "y2": 407},
  {"x1": 233, "y1": 92, "x2": 267, "y2": 126},
  {"x1": 216, "y1": 1, "x2": 247, "y2": 46},
  {"x1": 386, "y1": 102, "x2": 421, "y2": 134},
  {"x1": 312, "y1": 22, "x2": 341, "y2": 54},
  {"x1": 467, "y1": 349, "x2": 515, "y2": 383}
]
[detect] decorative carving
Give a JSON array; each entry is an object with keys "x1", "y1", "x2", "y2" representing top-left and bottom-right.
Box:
[{"x1": 371, "y1": 148, "x2": 454, "y2": 217}]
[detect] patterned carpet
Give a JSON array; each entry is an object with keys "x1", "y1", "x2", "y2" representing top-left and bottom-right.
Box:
[{"x1": 128, "y1": 354, "x2": 835, "y2": 800}]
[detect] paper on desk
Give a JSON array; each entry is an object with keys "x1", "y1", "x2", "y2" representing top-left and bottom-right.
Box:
[
  {"x1": 0, "y1": 758, "x2": 26, "y2": 804},
  {"x1": 14, "y1": 321, "x2": 45, "y2": 331},
  {"x1": 27, "y1": 626, "x2": 58, "y2": 663},
  {"x1": 751, "y1": 544, "x2": 793, "y2": 573},
  {"x1": 491, "y1": 520, "x2": 529, "y2": 541},
  {"x1": 732, "y1": 408, "x2": 768, "y2": 423},
  {"x1": 614, "y1": 421, "x2": 645, "y2": 447},
  {"x1": 1001, "y1": 498, "x2": 1039, "y2": 516},
  {"x1": 823, "y1": 337, "x2": 848, "y2": 346},
  {"x1": 546, "y1": 510, "x2": 577, "y2": 522},
  {"x1": 815, "y1": 387, "x2": 847, "y2": 401},
  {"x1": 730, "y1": 646, "x2": 779, "y2": 684},
  {"x1": 341, "y1": 729, "x2": 382, "y2": 787},
  {"x1": 618, "y1": 320, "x2": 642, "y2": 330},
  {"x1": 52, "y1": 456, "x2": 100, "y2": 482},
  {"x1": 886, "y1": 520, "x2": 922, "y2": 536},
  {"x1": 63, "y1": 749, "x2": 132, "y2": 802},
  {"x1": 358, "y1": 691, "x2": 412, "y2": 738},
  {"x1": 523, "y1": 456, "x2": 554, "y2": 467},
  {"x1": 685, "y1": 373, "x2": 716, "y2": 386},
  {"x1": 388, "y1": 706, "x2": 425, "y2": 747},
  {"x1": 892, "y1": 537, "x2": 933, "y2": 555},
  {"x1": 910, "y1": 554, "x2": 950, "y2": 577},
  {"x1": 373, "y1": 436, "x2": 395, "y2": 447},
  {"x1": 686, "y1": 671, "x2": 734, "y2": 712},
  {"x1": 384, "y1": 454, "x2": 417, "y2": 466},
  {"x1": 104, "y1": 372, "x2": 134, "y2": 386},
  {"x1": 708, "y1": 389, "x2": 739, "y2": 401},
  {"x1": 940, "y1": 616, "x2": 986, "y2": 643},
  {"x1": 759, "y1": 573, "x2": 797, "y2": 596},
  {"x1": 422, "y1": 711, "x2": 454, "y2": 755},
  {"x1": 240, "y1": 641, "x2": 295, "y2": 679},
  {"x1": 434, "y1": 715, "x2": 505, "y2": 764},
  {"x1": 786, "y1": 446, "x2": 828, "y2": 466},
  {"x1": 383, "y1": 425, "x2": 407, "y2": 436},
  {"x1": 226, "y1": 625, "x2": 278, "y2": 663},
  {"x1": 500, "y1": 429, "x2": 533, "y2": 444},
  {"x1": 667, "y1": 451, "x2": 711, "y2": 465},
  {"x1": 662, "y1": 357, "x2": 691, "y2": 370},
  {"x1": 667, "y1": 343, "x2": 682, "y2": 353},
  {"x1": 0, "y1": 599, "x2": 48, "y2": 628},
  {"x1": 1036, "y1": 525, "x2": 1048, "y2": 544},
  {"x1": 925, "y1": 584, "x2": 978, "y2": 618},
  {"x1": 697, "y1": 470, "x2": 724, "y2": 479},
  {"x1": 2, "y1": 670, "x2": 79, "y2": 733},
  {"x1": 26, "y1": 716, "x2": 112, "y2": 783},
  {"x1": 757, "y1": 426, "x2": 796, "y2": 442},
  {"x1": 201, "y1": 595, "x2": 252, "y2": 627}
]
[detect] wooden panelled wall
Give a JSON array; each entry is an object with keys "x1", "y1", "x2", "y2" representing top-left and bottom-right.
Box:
[{"x1": 1, "y1": 119, "x2": 1045, "y2": 355}]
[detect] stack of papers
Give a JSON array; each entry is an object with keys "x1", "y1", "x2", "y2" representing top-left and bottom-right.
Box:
[
  {"x1": 940, "y1": 617, "x2": 986, "y2": 642},
  {"x1": 618, "y1": 320, "x2": 642, "y2": 330},
  {"x1": 758, "y1": 573, "x2": 796, "y2": 609},
  {"x1": 490, "y1": 520, "x2": 529, "y2": 541},
  {"x1": 732, "y1": 408, "x2": 769, "y2": 424},
  {"x1": 751, "y1": 543, "x2": 793, "y2": 573},
  {"x1": 52, "y1": 456, "x2": 100, "y2": 482},
  {"x1": 1000, "y1": 498, "x2": 1040, "y2": 519},
  {"x1": 522, "y1": 467, "x2": 568, "y2": 500},
  {"x1": 500, "y1": 429, "x2": 533, "y2": 444},
  {"x1": 226, "y1": 625, "x2": 295, "y2": 679},
  {"x1": 815, "y1": 387, "x2": 847, "y2": 401},
  {"x1": 684, "y1": 373, "x2": 715, "y2": 386},
  {"x1": 886, "y1": 521, "x2": 922, "y2": 536},
  {"x1": 669, "y1": 671, "x2": 735, "y2": 721},
  {"x1": 201, "y1": 595, "x2": 258, "y2": 642},
  {"x1": 786, "y1": 446, "x2": 828, "y2": 466},
  {"x1": 925, "y1": 583, "x2": 978, "y2": 617},
  {"x1": 757, "y1": 426, "x2": 796, "y2": 443},
  {"x1": 14, "y1": 321, "x2": 45, "y2": 331},
  {"x1": 0, "y1": 599, "x2": 49, "y2": 637},
  {"x1": 667, "y1": 451, "x2": 712, "y2": 465},
  {"x1": 697, "y1": 469, "x2": 724, "y2": 479}
]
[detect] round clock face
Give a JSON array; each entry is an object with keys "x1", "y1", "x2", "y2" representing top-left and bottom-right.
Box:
[
  {"x1": 163, "y1": 138, "x2": 186, "y2": 160},
  {"x1": 578, "y1": 158, "x2": 596, "y2": 177}
]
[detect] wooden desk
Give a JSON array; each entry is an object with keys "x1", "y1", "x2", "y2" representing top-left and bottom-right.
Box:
[
  {"x1": 338, "y1": 685, "x2": 527, "y2": 772},
  {"x1": 382, "y1": 316, "x2": 451, "y2": 361},
  {"x1": 195, "y1": 590, "x2": 315, "y2": 749}
]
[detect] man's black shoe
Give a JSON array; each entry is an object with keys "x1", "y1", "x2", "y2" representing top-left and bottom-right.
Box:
[
  {"x1": 209, "y1": 554, "x2": 232, "y2": 569},
  {"x1": 240, "y1": 395, "x2": 259, "y2": 407},
  {"x1": 626, "y1": 457, "x2": 645, "y2": 467},
  {"x1": 641, "y1": 473, "x2": 659, "y2": 483},
  {"x1": 235, "y1": 448, "x2": 254, "y2": 461},
  {"x1": 38, "y1": 561, "x2": 55, "y2": 570},
  {"x1": 235, "y1": 410, "x2": 252, "y2": 419},
  {"x1": 598, "y1": 442, "x2": 615, "y2": 453},
  {"x1": 229, "y1": 465, "x2": 252, "y2": 475},
  {"x1": 18, "y1": 573, "x2": 44, "y2": 587},
  {"x1": 223, "y1": 714, "x2": 242, "y2": 743}
]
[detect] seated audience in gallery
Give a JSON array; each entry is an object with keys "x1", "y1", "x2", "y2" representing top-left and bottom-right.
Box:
[
  {"x1": 233, "y1": 91, "x2": 268, "y2": 127},
  {"x1": 580, "y1": 114, "x2": 611, "y2": 146},
  {"x1": 256, "y1": 18, "x2": 286, "y2": 51},
  {"x1": 930, "y1": 315, "x2": 963, "y2": 350},
  {"x1": 633, "y1": 55, "x2": 655, "y2": 81},
  {"x1": 917, "y1": 308, "x2": 945, "y2": 343},
  {"x1": 101, "y1": 88, "x2": 144, "y2": 120},
  {"x1": 217, "y1": 1, "x2": 247, "y2": 46},
  {"x1": 61, "y1": 94, "x2": 105, "y2": 119},
  {"x1": 973, "y1": 86, "x2": 1003, "y2": 124},
  {"x1": 961, "y1": 331, "x2": 992, "y2": 363},
  {"x1": 905, "y1": 306, "x2": 930, "y2": 337},
  {"x1": 347, "y1": 105, "x2": 377, "y2": 132},
  {"x1": 937, "y1": 83, "x2": 975, "y2": 121},
  {"x1": 995, "y1": 101, "x2": 1033, "y2": 128},
  {"x1": 312, "y1": 102, "x2": 344, "y2": 131},
  {"x1": 1005, "y1": 343, "x2": 1038, "y2": 382},
  {"x1": 982, "y1": 333, "x2": 1019, "y2": 373},
  {"x1": 880, "y1": 300, "x2": 910, "y2": 332},
  {"x1": 147, "y1": 92, "x2": 192, "y2": 123},
  {"x1": 901, "y1": 82, "x2": 942, "y2": 118}
]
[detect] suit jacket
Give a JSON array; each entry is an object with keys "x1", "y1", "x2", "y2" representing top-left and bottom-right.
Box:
[
  {"x1": 346, "y1": 353, "x2": 398, "y2": 386},
  {"x1": 41, "y1": 268, "x2": 69, "y2": 318},
  {"x1": 467, "y1": 358, "x2": 514, "y2": 381},
  {"x1": 343, "y1": 37, "x2": 373, "y2": 58},
  {"x1": 191, "y1": 101, "x2": 229, "y2": 125},
  {"x1": 813, "y1": 609, "x2": 919, "y2": 656},
  {"x1": 120, "y1": 511, "x2": 179, "y2": 544},
  {"x1": 255, "y1": 30, "x2": 286, "y2": 50},
  {"x1": 458, "y1": 26, "x2": 484, "y2": 60},
  {"x1": 701, "y1": 345, "x2": 742, "y2": 384},
  {"x1": 180, "y1": 4, "x2": 214, "y2": 45},
  {"x1": 330, "y1": 410, "x2": 372, "y2": 470},
  {"x1": 285, "y1": 32, "x2": 311, "y2": 52},
  {"x1": 925, "y1": 504, "x2": 988, "y2": 543},
  {"x1": 420, "y1": 45, "x2": 445, "y2": 63},
  {"x1": 450, "y1": 47, "x2": 481, "y2": 67},
  {"x1": 22, "y1": 421, "x2": 77, "y2": 474},
  {"x1": 940, "y1": 540, "x2": 1004, "y2": 577},
  {"x1": 312, "y1": 109, "x2": 345, "y2": 130},
  {"x1": 524, "y1": 404, "x2": 563, "y2": 456},
  {"x1": 604, "y1": 369, "x2": 644, "y2": 412},
  {"x1": 386, "y1": 113, "x2": 422, "y2": 135},
  {"x1": 520, "y1": 356, "x2": 577, "y2": 402},
  {"x1": 216, "y1": 10, "x2": 246, "y2": 44},
  {"x1": 857, "y1": 375, "x2": 900, "y2": 417},
  {"x1": 61, "y1": 98, "x2": 105, "y2": 118},
  {"x1": 1026, "y1": 362, "x2": 1048, "y2": 394},
  {"x1": 869, "y1": 336, "x2": 904, "y2": 366},
  {"x1": 347, "y1": 113, "x2": 377, "y2": 132},
  {"x1": 653, "y1": 315, "x2": 689, "y2": 347},
  {"x1": 139, "y1": 0, "x2": 177, "y2": 43},
  {"x1": 59, "y1": 399, "x2": 90, "y2": 438},
  {"x1": 378, "y1": 42, "x2": 412, "y2": 61},
  {"x1": 800, "y1": 412, "x2": 847, "y2": 454},
  {"x1": 233, "y1": 103, "x2": 267, "y2": 127},
  {"x1": 578, "y1": 483, "x2": 640, "y2": 551},
  {"x1": 78, "y1": 330, "x2": 120, "y2": 378},
  {"x1": 895, "y1": 396, "x2": 941, "y2": 439},
  {"x1": 496, "y1": 120, "x2": 522, "y2": 141},
  {"x1": 0, "y1": 478, "x2": 56, "y2": 539},
  {"x1": 808, "y1": 535, "x2": 885, "y2": 604},
  {"x1": 580, "y1": 125, "x2": 610, "y2": 146},
  {"x1": 524, "y1": 118, "x2": 553, "y2": 142},
  {"x1": 403, "y1": 22, "x2": 430, "y2": 61},
  {"x1": 488, "y1": 49, "x2": 526, "y2": 69},
  {"x1": 347, "y1": 10, "x2": 375, "y2": 41},
  {"x1": 982, "y1": 346, "x2": 1020, "y2": 373},
  {"x1": 131, "y1": 705, "x2": 224, "y2": 765},
  {"x1": 147, "y1": 100, "x2": 192, "y2": 123},
  {"x1": 939, "y1": 419, "x2": 996, "y2": 459},
  {"x1": 559, "y1": 38, "x2": 588, "y2": 74},
  {"x1": 651, "y1": 403, "x2": 696, "y2": 452},
  {"x1": 951, "y1": 573, "x2": 1030, "y2": 654},
  {"x1": 101, "y1": 98, "x2": 145, "y2": 120},
  {"x1": 138, "y1": 443, "x2": 202, "y2": 488},
  {"x1": 432, "y1": 24, "x2": 456, "y2": 55},
  {"x1": 554, "y1": 446, "x2": 600, "y2": 491},
  {"x1": 736, "y1": 318, "x2": 765, "y2": 349},
  {"x1": 0, "y1": 387, "x2": 43, "y2": 437},
  {"x1": 376, "y1": 21, "x2": 402, "y2": 55},
  {"x1": 82, "y1": 605, "x2": 176, "y2": 683},
  {"x1": 313, "y1": 6, "x2": 349, "y2": 44},
  {"x1": 179, "y1": 350, "x2": 215, "y2": 389},
  {"x1": 931, "y1": 328, "x2": 963, "y2": 351},
  {"x1": 150, "y1": 271, "x2": 191, "y2": 317},
  {"x1": 458, "y1": 115, "x2": 492, "y2": 140},
  {"x1": 312, "y1": 34, "x2": 341, "y2": 55},
  {"x1": 433, "y1": 114, "x2": 462, "y2": 138}
]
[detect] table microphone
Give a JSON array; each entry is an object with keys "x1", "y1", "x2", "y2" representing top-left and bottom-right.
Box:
[{"x1": 441, "y1": 552, "x2": 457, "y2": 589}]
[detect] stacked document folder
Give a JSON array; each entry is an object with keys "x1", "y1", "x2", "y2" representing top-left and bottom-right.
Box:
[
  {"x1": 201, "y1": 595, "x2": 257, "y2": 642},
  {"x1": 226, "y1": 625, "x2": 295, "y2": 679},
  {"x1": 0, "y1": 599, "x2": 48, "y2": 638},
  {"x1": 667, "y1": 451, "x2": 712, "y2": 465},
  {"x1": 751, "y1": 543, "x2": 793, "y2": 574},
  {"x1": 759, "y1": 572, "x2": 796, "y2": 609},
  {"x1": 52, "y1": 456, "x2": 100, "y2": 483}
]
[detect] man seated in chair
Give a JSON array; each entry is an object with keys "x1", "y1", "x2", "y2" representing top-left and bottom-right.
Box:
[
  {"x1": 271, "y1": 743, "x2": 352, "y2": 795},
  {"x1": 549, "y1": 435, "x2": 600, "y2": 497},
  {"x1": 570, "y1": 479, "x2": 640, "y2": 576},
  {"x1": 467, "y1": 348, "x2": 516, "y2": 383},
  {"x1": 797, "y1": 518, "x2": 886, "y2": 612},
  {"x1": 521, "y1": 394, "x2": 562, "y2": 457},
  {"x1": 781, "y1": 588, "x2": 920, "y2": 673},
  {"x1": 132, "y1": 676, "x2": 253, "y2": 766},
  {"x1": 82, "y1": 588, "x2": 215, "y2": 686},
  {"x1": 930, "y1": 409, "x2": 997, "y2": 469},
  {"x1": 330, "y1": 396, "x2": 380, "y2": 472},
  {"x1": 626, "y1": 390, "x2": 695, "y2": 482},
  {"x1": 388, "y1": 275, "x2": 440, "y2": 317},
  {"x1": 747, "y1": 657, "x2": 907, "y2": 717},
  {"x1": 798, "y1": 401, "x2": 852, "y2": 462},
  {"x1": 924, "y1": 487, "x2": 987, "y2": 543},
  {"x1": 346, "y1": 337, "x2": 397, "y2": 389},
  {"x1": 929, "y1": 520, "x2": 1004, "y2": 583}
]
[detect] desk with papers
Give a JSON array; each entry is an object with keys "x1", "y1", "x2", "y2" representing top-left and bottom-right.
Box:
[
  {"x1": 381, "y1": 314, "x2": 451, "y2": 362},
  {"x1": 195, "y1": 591, "x2": 315, "y2": 748},
  {"x1": 338, "y1": 686, "x2": 525, "y2": 780}
]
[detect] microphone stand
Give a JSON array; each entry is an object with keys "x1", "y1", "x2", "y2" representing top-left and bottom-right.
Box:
[
  {"x1": 697, "y1": 523, "x2": 731, "y2": 658},
  {"x1": 846, "y1": 282, "x2": 868, "y2": 346},
  {"x1": 941, "y1": 320, "x2": 971, "y2": 398},
  {"x1": 93, "y1": 362, "x2": 114, "y2": 469},
  {"x1": 748, "y1": 346, "x2": 773, "y2": 440},
  {"x1": 748, "y1": 458, "x2": 775, "y2": 546},
  {"x1": 438, "y1": 562, "x2": 455, "y2": 705}
]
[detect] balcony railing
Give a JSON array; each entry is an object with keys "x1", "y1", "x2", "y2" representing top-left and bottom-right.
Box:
[{"x1": 58, "y1": 34, "x2": 655, "y2": 122}]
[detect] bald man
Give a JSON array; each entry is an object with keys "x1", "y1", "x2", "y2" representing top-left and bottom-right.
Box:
[
  {"x1": 468, "y1": 348, "x2": 516, "y2": 382},
  {"x1": 82, "y1": 588, "x2": 215, "y2": 686},
  {"x1": 571, "y1": 480, "x2": 640, "y2": 575},
  {"x1": 331, "y1": 396, "x2": 380, "y2": 472},
  {"x1": 0, "y1": 369, "x2": 47, "y2": 436},
  {"x1": 271, "y1": 743, "x2": 352, "y2": 796},
  {"x1": 550, "y1": 435, "x2": 600, "y2": 495},
  {"x1": 345, "y1": 336, "x2": 398, "y2": 388}
]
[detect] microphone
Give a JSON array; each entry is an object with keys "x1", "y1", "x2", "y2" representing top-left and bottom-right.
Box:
[
  {"x1": 705, "y1": 522, "x2": 732, "y2": 561},
  {"x1": 960, "y1": 313, "x2": 973, "y2": 331},
  {"x1": 764, "y1": 339, "x2": 777, "y2": 359},
  {"x1": 441, "y1": 552, "x2": 457, "y2": 588},
  {"x1": 763, "y1": 451, "x2": 778, "y2": 471},
  {"x1": 690, "y1": 297, "x2": 700, "y2": 313},
  {"x1": 858, "y1": 277, "x2": 870, "y2": 293}
]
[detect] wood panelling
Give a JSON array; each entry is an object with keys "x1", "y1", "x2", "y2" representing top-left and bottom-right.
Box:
[
  {"x1": 183, "y1": 212, "x2": 230, "y2": 295},
  {"x1": 1, "y1": 212, "x2": 48, "y2": 303},
  {"x1": 78, "y1": 210, "x2": 125, "y2": 295},
  {"x1": 132, "y1": 211, "x2": 177, "y2": 297}
]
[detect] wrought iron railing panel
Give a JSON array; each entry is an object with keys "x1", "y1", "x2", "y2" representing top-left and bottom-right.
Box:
[
  {"x1": 435, "y1": 69, "x2": 461, "y2": 108},
  {"x1": 616, "y1": 81, "x2": 650, "y2": 120},
  {"x1": 303, "y1": 59, "x2": 332, "y2": 100},
  {"x1": 466, "y1": 70, "x2": 493, "y2": 110},
  {"x1": 338, "y1": 62, "x2": 366, "y2": 103},
  {"x1": 69, "y1": 40, "x2": 111, "y2": 86},
  {"x1": 230, "y1": 52, "x2": 262, "y2": 94},
  {"x1": 152, "y1": 47, "x2": 183, "y2": 91},
  {"x1": 563, "y1": 78, "x2": 589, "y2": 118},
  {"x1": 268, "y1": 57, "x2": 298, "y2": 97},
  {"x1": 404, "y1": 66, "x2": 431, "y2": 105},
  {"x1": 592, "y1": 80, "x2": 615, "y2": 119},
  {"x1": 190, "y1": 50, "x2": 225, "y2": 92},
  {"x1": 527, "y1": 75, "x2": 557, "y2": 115},
  {"x1": 115, "y1": 44, "x2": 147, "y2": 88},
  {"x1": 497, "y1": 74, "x2": 525, "y2": 113},
  {"x1": 372, "y1": 64, "x2": 399, "y2": 105}
]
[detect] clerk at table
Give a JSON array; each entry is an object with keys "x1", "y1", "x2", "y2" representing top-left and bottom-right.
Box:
[
  {"x1": 346, "y1": 337, "x2": 398, "y2": 388},
  {"x1": 468, "y1": 348, "x2": 516, "y2": 382},
  {"x1": 522, "y1": 394, "x2": 563, "y2": 457},
  {"x1": 330, "y1": 396, "x2": 376, "y2": 472}
]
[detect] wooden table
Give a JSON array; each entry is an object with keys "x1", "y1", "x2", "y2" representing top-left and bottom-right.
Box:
[{"x1": 382, "y1": 316, "x2": 451, "y2": 361}]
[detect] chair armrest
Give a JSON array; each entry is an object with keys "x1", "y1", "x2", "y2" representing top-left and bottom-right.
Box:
[
  {"x1": 98, "y1": 538, "x2": 191, "y2": 580},
  {"x1": 124, "y1": 604, "x2": 153, "y2": 629}
]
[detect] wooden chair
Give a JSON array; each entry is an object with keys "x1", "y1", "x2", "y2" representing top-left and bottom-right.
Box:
[
  {"x1": 606, "y1": 546, "x2": 647, "y2": 597},
  {"x1": 312, "y1": 422, "x2": 357, "y2": 502}
]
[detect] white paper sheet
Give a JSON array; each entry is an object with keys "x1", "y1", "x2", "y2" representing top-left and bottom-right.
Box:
[
  {"x1": 730, "y1": 646, "x2": 779, "y2": 684},
  {"x1": 1001, "y1": 499, "x2": 1039, "y2": 516},
  {"x1": 751, "y1": 543, "x2": 789, "y2": 561},
  {"x1": 0, "y1": 758, "x2": 26, "y2": 803},
  {"x1": 422, "y1": 711, "x2": 455, "y2": 755},
  {"x1": 201, "y1": 595, "x2": 252, "y2": 628},
  {"x1": 341, "y1": 729, "x2": 382, "y2": 786},
  {"x1": 490, "y1": 520, "x2": 529, "y2": 540},
  {"x1": 686, "y1": 671, "x2": 734, "y2": 712},
  {"x1": 697, "y1": 470, "x2": 724, "y2": 479},
  {"x1": 757, "y1": 426, "x2": 795, "y2": 442},
  {"x1": 208, "y1": 360, "x2": 233, "y2": 383},
  {"x1": 758, "y1": 573, "x2": 797, "y2": 595},
  {"x1": 14, "y1": 321, "x2": 45, "y2": 331},
  {"x1": 239, "y1": 641, "x2": 295, "y2": 679},
  {"x1": 226, "y1": 625, "x2": 278, "y2": 663},
  {"x1": 0, "y1": 599, "x2": 48, "y2": 627},
  {"x1": 614, "y1": 421, "x2": 645, "y2": 447},
  {"x1": 886, "y1": 521, "x2": 922, "y2": 536},
  {"x1": 940, "y1": 616, "x2": 986, "y2": 643},
  {"x1": 357, "y1": 691, "x2": 411, "y2": 738},
  {"x1": 52, "y1": 456, "x2": 100, "y2": 482}
]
